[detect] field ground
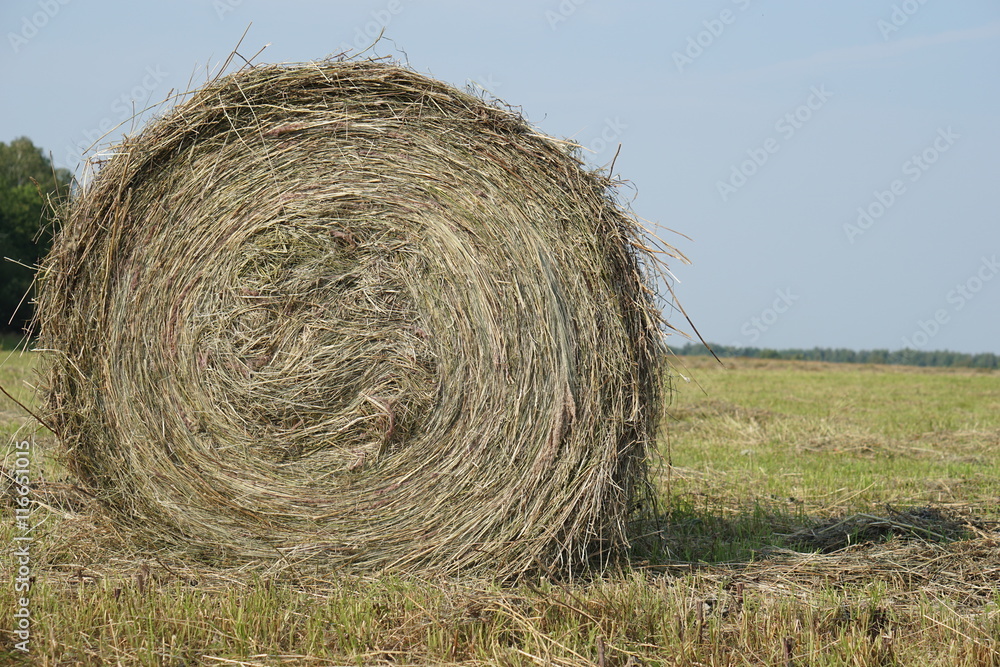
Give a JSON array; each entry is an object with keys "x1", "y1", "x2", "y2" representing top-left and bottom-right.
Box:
[{"x1": 1, "y1": 352, "x2": 998, "y2": 665}]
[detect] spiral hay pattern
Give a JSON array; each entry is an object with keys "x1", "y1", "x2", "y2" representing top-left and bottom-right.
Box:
[{"x1": 36, "y1": 60, "x2": 672, "y2": 578}]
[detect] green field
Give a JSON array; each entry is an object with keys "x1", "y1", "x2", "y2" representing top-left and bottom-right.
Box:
[{"x1": 2, "y1": 352, "x2": 999, "y2": 665}]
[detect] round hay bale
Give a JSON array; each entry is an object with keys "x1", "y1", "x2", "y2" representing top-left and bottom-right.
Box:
[{"x1": 36, "y1": 60, "x2": 671, "y2": 578}]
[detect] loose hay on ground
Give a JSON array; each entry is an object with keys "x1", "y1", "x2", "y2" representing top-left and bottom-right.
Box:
[{"x1": 34, "y1": 59, "x2": 680, "y2": 579}]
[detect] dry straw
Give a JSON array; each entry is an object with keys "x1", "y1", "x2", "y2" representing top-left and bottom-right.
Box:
[{"x1": 35, "y1": 59, "x2": 680, "y2": 578}]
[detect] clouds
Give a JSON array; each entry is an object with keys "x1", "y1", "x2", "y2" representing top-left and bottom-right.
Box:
[{"x1": 736, "y1": 21, "x2": 1000, "y2": 84}]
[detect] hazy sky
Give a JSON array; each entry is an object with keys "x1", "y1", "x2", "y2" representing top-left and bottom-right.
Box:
[{"x1": 3, "y1": 1, "x2": 999, "y2": 354}]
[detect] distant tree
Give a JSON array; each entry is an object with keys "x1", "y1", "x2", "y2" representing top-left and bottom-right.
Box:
[
  {"x1": 668, "y1": 342, "x2": 997, "y2": 369},
  {"x1": 972, "y1": 354, "x2": 999, "y2": 369},
  {"x1": 868, "y1": 349, "x2": 888, "y2": 365},
  {"x1": 0, "y1": 137, "x2": 72, "y2": 333}
]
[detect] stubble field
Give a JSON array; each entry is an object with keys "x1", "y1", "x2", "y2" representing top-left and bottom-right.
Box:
[{"x1": 2, "y1": 350, "x2": 998, "y2": 665}]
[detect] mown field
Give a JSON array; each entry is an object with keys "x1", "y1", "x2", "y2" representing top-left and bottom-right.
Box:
[{"x1": 1, "y1": 350, "x2": 999, "y2": 665}]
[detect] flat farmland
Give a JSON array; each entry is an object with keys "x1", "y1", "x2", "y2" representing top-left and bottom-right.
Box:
[{"x1": 2, "y1": 352, "x2": 998, "y2": 665}]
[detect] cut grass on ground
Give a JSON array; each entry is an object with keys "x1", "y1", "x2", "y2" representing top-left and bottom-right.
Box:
[
  {"x1": 1, "y1": 353, "x2": 999, "y2": 665},
  {"x1": 654, "y1": 356, "x2": 1000, "y2": 565}
]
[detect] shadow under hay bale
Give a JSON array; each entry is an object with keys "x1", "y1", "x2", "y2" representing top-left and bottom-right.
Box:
[
  {"x1": 783, "y1": 506, "x2": 972, "y2": 553},
  {"x1": 35, "y1": 59, "x2": 679, "y2": 579}
]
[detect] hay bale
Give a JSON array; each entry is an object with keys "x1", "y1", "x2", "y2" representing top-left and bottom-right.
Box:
[{"x1": 35, "y1": 60, "x2": 673, "y2": 578}]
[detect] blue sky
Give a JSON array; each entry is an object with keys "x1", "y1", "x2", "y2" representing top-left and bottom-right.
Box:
[{"x1": 3, "y1": 0, "x2": 999, "y2": 354}]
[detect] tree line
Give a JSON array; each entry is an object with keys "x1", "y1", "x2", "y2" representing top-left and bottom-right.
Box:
[
  {"x1": 672, "y1": 342, "x2": 999, "y2": 369},
  {"x1": 0, "y1": 137, "x2": 72, "y2": 334}
]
